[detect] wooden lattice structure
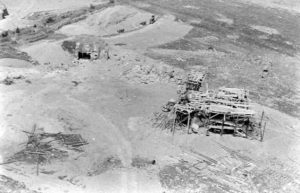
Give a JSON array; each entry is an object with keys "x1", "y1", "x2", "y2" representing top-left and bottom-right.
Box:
[
  {"x1": 168, "y1": 85, "x2": 266, "y2": 140},
  {"x1": 215, "y1": 87, "x2": 249, "y2": 103},
  {"x1": 186, "y1": 71, "x2": 206, "y2": 91}
]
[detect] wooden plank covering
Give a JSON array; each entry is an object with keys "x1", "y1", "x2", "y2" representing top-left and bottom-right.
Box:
[
  {"x1": 210, "y1": 119, "x2": 236, "y2": 126},
  {"x1": 174, "y1": 103, "x2": 196, "y2": 114},
  {"x1": 187, "y1": 71, "x2": 206, "y2": 83},
  {"x1": 216, "y1": 87, "x2": 249, "y2": 102},
  {"x1": 206, "y1": 98, "x2": 250, "y2": 109},
  {"x1": 203, "y1": 104, "x2": 255, "y2": 116},
  {"x1": 208, "y1": 125, "x2": 235, "y2": 130}
]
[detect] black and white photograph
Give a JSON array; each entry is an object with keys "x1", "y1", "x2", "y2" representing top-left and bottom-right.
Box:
[{"x1": 0, "y1": 0, "x2": 299, "y2": 192}]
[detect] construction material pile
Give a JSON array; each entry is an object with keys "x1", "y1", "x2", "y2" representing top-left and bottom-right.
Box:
[
  {"x1": 3, "y1": 124, "x2": 88, "y2": 175},
  {"x1": 157, "y1": 71, "x2": 266, "y2": 140}
]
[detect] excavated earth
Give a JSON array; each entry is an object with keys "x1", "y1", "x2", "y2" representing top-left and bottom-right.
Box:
[{"x1": 0, "y1": 0, "x2": 300, "y2": 193}]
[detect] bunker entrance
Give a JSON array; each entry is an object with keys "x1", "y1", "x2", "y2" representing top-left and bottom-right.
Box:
[{"x1": 78, "y1": 52, "x2": 91, "y2": 59}]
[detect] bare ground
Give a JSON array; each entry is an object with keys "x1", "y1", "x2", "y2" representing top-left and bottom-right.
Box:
[{"x1": 0, "y1": 0, "x2": 300, "y2": 193}]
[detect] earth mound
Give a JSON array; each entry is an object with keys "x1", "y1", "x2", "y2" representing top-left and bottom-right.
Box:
[{"x1": 58, "y1": 5, "x2": 154, "y2": 36}]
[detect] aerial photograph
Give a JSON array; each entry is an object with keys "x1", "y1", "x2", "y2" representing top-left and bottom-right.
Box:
[{"x1": 0, "y1": 0, "x2": 299, "y2": 192}]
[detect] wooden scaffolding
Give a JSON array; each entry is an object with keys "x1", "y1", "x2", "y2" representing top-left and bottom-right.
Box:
[
  {"x1": 186, "y1": 71, "x2": 206, "y2": 91},
  {"x1": 170, "y1": 87, "x2": 266, "y2": 140}
]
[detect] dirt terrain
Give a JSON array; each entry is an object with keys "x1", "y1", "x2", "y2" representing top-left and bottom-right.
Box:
[{"x1": 0, "y1": 0, "x2": 300, "y2": 193}]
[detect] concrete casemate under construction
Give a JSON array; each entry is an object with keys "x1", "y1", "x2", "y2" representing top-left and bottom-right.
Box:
[
  {"x1": 156, "y1": 70, "x2": 267, "y2": 141},
  {"x1": 62, "y1": 36, "x2": 109, "y2": 60}
]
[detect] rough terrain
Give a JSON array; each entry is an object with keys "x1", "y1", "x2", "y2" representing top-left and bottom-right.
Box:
[{"x1": 0, "y1": 0, "x2": 299, "y2": 193}]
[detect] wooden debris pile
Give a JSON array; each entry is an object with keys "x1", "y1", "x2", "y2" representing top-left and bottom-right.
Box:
[{"x1": 3, "y1": 124, "x2": 88, "y2": 175}]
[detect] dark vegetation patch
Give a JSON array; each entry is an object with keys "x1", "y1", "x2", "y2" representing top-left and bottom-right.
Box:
[
  {"x1": 61, "y1": 40, "x2": 76, "y2": 54},
  {"x1": 0, "y1": 75, "x2": 27, "y2": 86},
  {"x1": 46, "y1": 17, "x2": 55, "y2": 24},
  {"x1": 2, "y1": 8, "x2": 9, "y2": 19},
  {"x1": 0, "y1": 45, "x2": 36, "y2": 63}
]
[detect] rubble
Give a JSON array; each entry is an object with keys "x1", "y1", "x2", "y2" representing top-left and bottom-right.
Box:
[{"x1": 122, "y1": 62, "x2": 185, "y2": 84}]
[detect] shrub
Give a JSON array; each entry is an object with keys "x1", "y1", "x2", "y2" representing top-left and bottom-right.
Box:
[
  {"x1": 61, "y1": 41, "x2": 76, "y2": 54},
  {"x1": 90, "y1": 4, "x2": 95, "y2": 9},
  {"x1": 1, "y1": 31, "x2": 8, "y2": 37},
  {"x1": 2, "y1": 8, "x2": 9, "y2": 19},
  {"x1": 46, "y1": 17, "x2": 55, "y2": 23}
]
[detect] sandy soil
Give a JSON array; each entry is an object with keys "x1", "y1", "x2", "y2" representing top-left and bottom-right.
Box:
[
  {"x1": 0, "y1": 0, "x2": 300, "y2": 193},
  {"x1": 59, "y1": 5, "x2": 153, "y2": 37},
  {"x1": 0, "y1": 43, "x2": 179, "y2": 193},
  {"x1": 106, "y1": 15, "x2": 192, "y2": 51},
  {"x1": 0, "y1": 0, "x2": 105, "y2": 31}
]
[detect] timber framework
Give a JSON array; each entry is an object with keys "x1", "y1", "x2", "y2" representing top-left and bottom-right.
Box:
[{"x1": 157, "y1": 70, "x2": 267, "y2": 141}]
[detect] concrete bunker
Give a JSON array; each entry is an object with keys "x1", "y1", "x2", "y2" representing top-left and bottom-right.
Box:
[
  {"x1": 63, "y1": 36, "x2": 108, "y2": 60},
  {"x1": 75, "y1": 42, "x2": 100, "y2": 60},
  {"x1": 78, "y1": 52, "x2": 91, "y2": 59}
]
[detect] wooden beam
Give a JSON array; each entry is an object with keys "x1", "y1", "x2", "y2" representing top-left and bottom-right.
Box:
[
  {"x1": 259, "y1": 111, "x2": 265, "y2": 128},
  {"x1": 206, "y1": 114, "x2": 210, "y2": 136},
  {"x1": 187, "y1": 113, "x2": 191, "y2": 134},
  {"x1": 209, "y1": 113, "x2": 220, "y2": 120},
  {"x1": 261, "y1": 122, "x2": 267, "y2": 142},
  {"x1": 172, "y1": 110, "x2": 177, "y2": 136},
  {"x1": 245, "y1": 117, "x2": 249, "y2": 138},
  {"x1": 221, "y1": 113, "x2": 225, "y2": 136},
  {"x1": 36, "y1": 154, "x2": 40, "y2": 176},
  {"x1": 234, "y1": 115, "x2": 239, "y2": 136}
]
